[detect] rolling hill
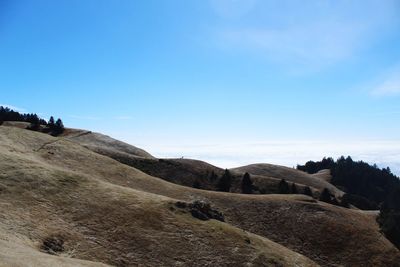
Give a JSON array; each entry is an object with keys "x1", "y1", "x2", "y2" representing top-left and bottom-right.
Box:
[
  {"x1": 0, "y1": 124, "x2": 399, "y2": 266},
  {"x1": 231, "y1": 164, "x2": 344, "y2": 197}
]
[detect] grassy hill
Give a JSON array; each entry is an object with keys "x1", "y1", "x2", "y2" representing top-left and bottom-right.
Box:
[
  {"x1": 0, "y1": 125, "x2": 399, "y2": 266},
  {"x1": 231, "y1": 163, "x2": 343, "y2": 197}
]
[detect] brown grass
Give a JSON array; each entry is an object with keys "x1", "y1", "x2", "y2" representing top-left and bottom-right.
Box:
[
  {"x1": 0, "y1": 125, "x2": 399, "y2": 266},
  {"x1": 0, "y1": 126, "x2": 316, "y2": 266},
  {"x1": 231, "y1": 164, "x2": 343, "y2": 197}
]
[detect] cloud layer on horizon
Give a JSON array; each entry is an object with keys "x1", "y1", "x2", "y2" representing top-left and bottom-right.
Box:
[{"x1": 138, "y1": 139, "x2": 400, "y2": 176}]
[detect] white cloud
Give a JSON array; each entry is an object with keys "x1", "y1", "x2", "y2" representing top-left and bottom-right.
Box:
[
  {"x1": 0, "y1": 104, "x2": 26, "y2": 113},
  {"x1": 371, "y1": 71, "x2": 400, "y2": 96}
]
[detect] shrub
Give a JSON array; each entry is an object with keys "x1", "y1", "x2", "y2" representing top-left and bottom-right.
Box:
[{"x1": 278, "y1": 179, "x2": 290, "y2": 194}]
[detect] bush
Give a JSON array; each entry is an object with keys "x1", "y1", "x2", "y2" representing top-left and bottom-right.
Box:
[
  {"x1": 193, "y1": 180, "x2": 201, "y2": 189},
  {"x1": 319, "y1": 188, "x2": 333, "y2": 203},
  {"x1": 278, "y1": 179, "x2": 290, "y2": 194},
  {"x1": 303, "y1": 186, "x2": 313, "y2": 197},
  {"x1": 291, "y1": 183, "x2": 298, "y2": 194}
]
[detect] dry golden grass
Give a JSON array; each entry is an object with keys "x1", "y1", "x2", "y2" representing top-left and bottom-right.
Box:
[
  {"x1": 65, "y1": 129, "x2": 154, "y2": 159},
  {"x1": 311, "y1": 169, "x2": 332, "y2": 183},
  {"x1": 0, "y1": 126, "x2": 316, "y2": 266},
  {"x1": 0, "y1": 125, "x2": 399, "y2": 266}
]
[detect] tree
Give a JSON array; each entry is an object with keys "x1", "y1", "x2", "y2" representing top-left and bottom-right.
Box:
[
  {"x1": 378, "y1": 187, "x2": 400, "y2": 249},
  {"x1": 193, "y1": 180, "x2": 201, "y2": 189},
  {"x1": 48, "y1": 116, "x2": 55, "y2": 127},
  {"x1": 217, "y1": 169, "x2": 232, "y2": 192},
  {"x1": 51, "y1": 118, "x2": 64, "y2": 136},
  {"x1": 291, "y1": 183, "x2": 298, "y2": 194},
  {"x1": 241, "y1": 172, "x2": 253, "y2": 194},
  {"x1": 319, "y1": 188, "x2": 333, "y2": 203},
  {"x1": 27, "y1": 116, "x2": 40, "y2": 131},
  {"x1": 208, "y1": 171, "x2": 218, "y2": 182},
  {"x1": 303, "y1": 186, "x2": 313, "y2": 197},
  {"x1": 278, "y1": 179, "x2": 290, "y2": 194}
]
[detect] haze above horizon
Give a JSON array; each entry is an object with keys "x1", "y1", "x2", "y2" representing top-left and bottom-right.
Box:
[{"x1": 1, "y1": 0, "x2": 400, "y2": 174}]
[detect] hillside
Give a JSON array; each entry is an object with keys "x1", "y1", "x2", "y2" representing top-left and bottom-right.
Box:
[
  {"x1": 0, "y1": 125, "x2": 399, "y2": 266},
  {"x1": 0, "y1": 126, "x2": 316, "y2": 266},
  {"x1": 231, "y1": 164, "x2": 343, "y2": 197},
  {"x1": 65, "y1": 129, "x2": 155, "y2": 159}
]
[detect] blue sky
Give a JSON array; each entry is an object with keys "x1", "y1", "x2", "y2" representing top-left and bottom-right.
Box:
[{"x1": 1, "y1": 0, "x2": 400, "y2": 173}]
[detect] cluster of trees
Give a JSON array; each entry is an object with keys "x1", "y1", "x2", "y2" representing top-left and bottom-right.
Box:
[
  {"x1": 0, "y1": 106, "x2": 47, "y2": 125},
  {"x1": 45, "y1": 116, "x2": 65, "y2": 136},
  {"x1": 0, "y1": 106, "x2": 65, "y2": 136},
  {"x1": 278, "y1": 179, "x2": 313, "y2": 197},
  {"x1": 297, "y1": 156, "x2": 400, "y2": 208},
  {"x1": 297, "y1": 156, "x2": 400, "y2": 248},
  {"x1": 210, "y1": 170, "x2": 255, "y2": 194},
  {"x1": 297, "y1": 157, "x2": 335, "y2": 174},
  {"x1": 378, "y1": 187, "x2": 400, "y2": 249}
]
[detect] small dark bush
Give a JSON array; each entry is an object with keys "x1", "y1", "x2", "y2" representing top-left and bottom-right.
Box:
[
  {"x1": 41, "y1": 236, "x2": 64, "y2": 254},
  {"x1": 303, "y1": 186, "x2": 313, "y2": 197},
  {"x1": 175, "y1": 201, "x2": 187, "y2": 209},
  {"x1": 278, "y1": 179, "x2": 290, "y2": 194},
  {"x1": 189, "y1": 200, "x2": 224, "y2": 222}
]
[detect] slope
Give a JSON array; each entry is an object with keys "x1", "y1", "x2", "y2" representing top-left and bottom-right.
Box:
[
  {"x1": 64, "y1": 129, "x2": 154, "y2": 159},
  {"x1": 231, "y1": 164, "x2": 343, "y2": 197},
  {"x1": 0, "y1": 126, "x2": 316, "y2": 267},
  {"x1": 1, "y1": 126, "x2": 399, "y2": 266}
]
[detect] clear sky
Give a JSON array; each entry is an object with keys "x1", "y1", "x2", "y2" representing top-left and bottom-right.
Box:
[{"x1": 1, "y1": 0, "x2": 400, "y2": 173}]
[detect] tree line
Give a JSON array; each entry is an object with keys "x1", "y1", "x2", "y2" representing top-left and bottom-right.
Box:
[
  {"x1": 297, "y1": 156, "x2": 399, "y2": 207},
  {"x1": 297, "y1": 156, "x2": 400, "y2": 249},
  {"x1": 0, "y1": 106, "x2": 65, "y2": 136}
]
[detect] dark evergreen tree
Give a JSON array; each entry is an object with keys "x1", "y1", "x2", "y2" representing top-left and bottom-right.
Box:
[
  {"x1": 241, "y1": 172, "x2": 253, "y2": 194},
  {"x1": 208, "y1": 171, "x2": 218, "y2": 182},
  {"x1": 278, "y1": 179, "x2": 290, "y2": 194},
  {"x1": 48, "y1": 116, "x2": 55, "y2": 127},
  {"x1": 27, "y1": 116, "x2": 40, "y2": 131},
  {"x1": 303, "y1": 186, "x2": 313, "y2": 197},
  {"x1": 291, "y1": 183, "x2": 298, "y2": 194},
  {"x1": 193, "y1": 180, "x2": 201, "y2": 189},
  {"x1": 52, "y1": 118, "x2": 65, "y2": 136},
  {"x1": 319, "y1": 188, "x2": 333, "y2": 203},
  {"x1": 378, "y1": 187, "x2": 400, "y2": 249},
  {"x1": 217, "y1": 169, "x2": 232, "y2": 192}
]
